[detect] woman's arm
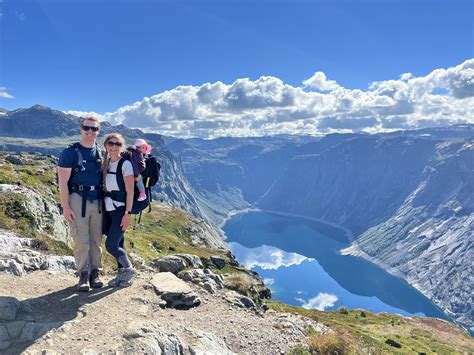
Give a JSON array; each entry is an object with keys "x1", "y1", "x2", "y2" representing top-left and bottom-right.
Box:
[{"x1": 120, "y1": 173, "x2": 135, "y2": 231}]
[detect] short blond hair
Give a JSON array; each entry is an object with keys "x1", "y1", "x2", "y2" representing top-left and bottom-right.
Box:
[{"x1": 81, "y1": 116, "x2": 100, "y2": 128}]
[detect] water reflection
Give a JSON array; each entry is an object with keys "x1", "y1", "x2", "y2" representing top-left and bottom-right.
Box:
[{"x1": 224, "y1": 211, "x2": 448, "y2": 320}]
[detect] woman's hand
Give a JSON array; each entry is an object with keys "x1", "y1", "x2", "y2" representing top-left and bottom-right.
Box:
[{"x1": 120, "y1": 213, "x2": 131, "y2": 231}]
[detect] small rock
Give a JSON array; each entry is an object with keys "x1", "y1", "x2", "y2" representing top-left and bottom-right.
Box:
[{"x1": 210, "y1": 256, "x2": 226, "y2": 269}]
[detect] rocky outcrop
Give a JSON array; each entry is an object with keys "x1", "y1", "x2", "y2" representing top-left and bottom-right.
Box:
[
  {"x1": 0, "y1": 230, "x2": 75, "y2": 276},
  {"x1": 0, "y1": 184, "x2": 70, "y2": 246},
  {"x1": 178, "y1": 268, "x2": 225, "y2": 295},
  {"x1": 152, "y1": 254, "x2": 203, "y2": 274},
  {"x1": 150, "y1": 272, "x2": 201, "y2": 309}
]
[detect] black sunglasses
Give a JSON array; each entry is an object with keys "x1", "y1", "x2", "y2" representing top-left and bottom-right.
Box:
[
  {"x1": 107, "y1": 141, "x2": 123, "y2": 147},
  {"x1": 81, "y1": 125, "x2": 99, "y2": 132}
]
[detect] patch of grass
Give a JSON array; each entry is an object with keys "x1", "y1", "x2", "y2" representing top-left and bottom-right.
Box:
[
  {"x1": 100, "y1": 205, "x2": 232, "y2": 273},
  {"x1": 0, "y1": 193, "x2": 37, "y2": 237},
  {"x1": 307, "y1": 332, "x2": 347, "y2": 354},
  {"x1": 34, "y1": 234, "x2": 73, "y2": 256},
  {"x1": 266, "y1": 301, "x2": 473, "y2": 354},
  {"x1": 287, "y1": 344, "x2": 311, "y2": 355}
]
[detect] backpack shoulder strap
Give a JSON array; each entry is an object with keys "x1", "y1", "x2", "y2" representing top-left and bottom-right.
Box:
[
  {"x1": 116, "y1": 158, "x2": 126, "y2": 192},
  {"x1": 71, "y1": 142, "x2": 84, "y2": 174}
]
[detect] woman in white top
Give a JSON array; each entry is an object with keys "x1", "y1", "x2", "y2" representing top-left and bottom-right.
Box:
[{"x1": 102, "y1": 133, "x2": 137, "y2": 287}]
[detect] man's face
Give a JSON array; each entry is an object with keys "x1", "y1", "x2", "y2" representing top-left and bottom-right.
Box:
[{"x1": 80, "y1": 119, "x2": 100, "y2": 142}]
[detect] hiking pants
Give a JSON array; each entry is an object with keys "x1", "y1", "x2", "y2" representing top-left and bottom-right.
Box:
[
  {"x1": 68, "y1": 193, "x2": 103, "y2": 273},
  {"x1": 104, "y1": 206, "x2": 131, "y2": 268}
]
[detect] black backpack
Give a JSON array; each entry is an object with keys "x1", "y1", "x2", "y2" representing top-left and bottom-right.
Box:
[
  {"x1": 106, "y1": 152, "x2": 161, "y2": 216},
  {"x1": 56, "y1": 142, "x2": 103, "y2": 217}
]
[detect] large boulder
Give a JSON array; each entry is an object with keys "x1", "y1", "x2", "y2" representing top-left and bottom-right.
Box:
[
  {"x1": 0, "y1": 231, "x2": 75, "y2": 276},
  {"x1": 149, "y1": 272, "x2": 201, "y2": 309},
  {"x1": 152, "y1": 254, "x2": 202, "y2": 274},
  {"x1": 0, "y1": 184, "x2": 70, "y2": 246},
  {"x1": 177, "y1": 268, "x2": 225, "y2": 294}
]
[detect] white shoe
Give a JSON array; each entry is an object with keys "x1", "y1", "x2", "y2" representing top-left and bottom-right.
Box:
[
  {"x1": 119, "y1": 268, "x2": 137, "y2": 287},
  {"x1": 108, "y1": 268, "x2": 125, "y2": 287}
]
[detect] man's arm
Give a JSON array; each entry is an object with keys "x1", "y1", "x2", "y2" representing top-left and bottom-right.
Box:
[{"x1": 57, "y1": 167, "x2": 75, "y2": 223}]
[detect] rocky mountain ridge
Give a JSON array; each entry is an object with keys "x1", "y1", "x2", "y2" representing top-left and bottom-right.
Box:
[
  {"x1": 1, "y1": 105, "x2": 473, "y2": 338},
  {"x1": 168, "y1": 126, "x2": 474, "y2": 332}
]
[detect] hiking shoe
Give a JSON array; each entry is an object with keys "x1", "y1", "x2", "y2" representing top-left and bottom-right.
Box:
[
  {"x1": 77, "y1": 271, "x2": 90, "y2": 292},
  {"x1": 108, "y1": 268, "x2": 125, "y2": 287},
  {"x1": 119, "y1": 267, "x2": 137, "y2": 287},
  {"x1": 89, "y1": 268, "x2": 103, "y2": 289}
]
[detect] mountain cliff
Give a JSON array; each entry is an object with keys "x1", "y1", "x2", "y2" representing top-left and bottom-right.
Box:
[
  {"x1": 167, "y1": 126, "x2": 474, "y2": 332},
  {"x1": 1, "y1": 152, "x2": 472, "y2": 353}
]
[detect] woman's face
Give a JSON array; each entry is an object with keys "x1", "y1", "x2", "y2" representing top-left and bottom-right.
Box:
[{"x1": 105, "y1": 138, "x2": 123, "y2": 155}]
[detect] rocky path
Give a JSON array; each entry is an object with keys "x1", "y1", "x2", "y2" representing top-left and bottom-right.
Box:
[{"x1": 0, "y1": 270, "x2": 320, "y2": 354}]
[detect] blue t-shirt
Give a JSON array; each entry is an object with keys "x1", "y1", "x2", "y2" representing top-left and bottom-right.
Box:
[{"x1": 58, "y1": 143, "x2": 102, "y2": 200}]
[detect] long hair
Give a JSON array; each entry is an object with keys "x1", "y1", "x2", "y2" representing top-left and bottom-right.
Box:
[{"x1": 102, "y1": 133, "x2": 126, "y2": 179}]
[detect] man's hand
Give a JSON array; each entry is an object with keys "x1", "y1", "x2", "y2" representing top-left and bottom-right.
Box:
[
  {"x1": 63, "y1": 206, "x2": 75, "y2": 223},
  {"x1": 120, "y1": 213, "x2": 131, "y2": 231}
]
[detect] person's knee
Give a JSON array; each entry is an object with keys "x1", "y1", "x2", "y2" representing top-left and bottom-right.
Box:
[
  {"x1": 105, "y1": 235, "x2": 120, "y2": 255},
  {"x1": 75, "y1": 238, "x2": 90, "y2": 254}
]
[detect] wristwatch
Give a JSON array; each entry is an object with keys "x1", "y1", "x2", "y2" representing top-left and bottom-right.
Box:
[{"x1": 125, "y1": 211, "x2": 132, "y2": 215}]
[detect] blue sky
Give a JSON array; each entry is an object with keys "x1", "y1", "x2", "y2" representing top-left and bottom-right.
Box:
[{"x1": 1, "y1": 0, "x2": 473, "y2": 137}]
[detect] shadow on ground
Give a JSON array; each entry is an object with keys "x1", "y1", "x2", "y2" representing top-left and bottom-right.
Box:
[{"x1": 1, "y1": 284, "x2": 119, "y2": 353}]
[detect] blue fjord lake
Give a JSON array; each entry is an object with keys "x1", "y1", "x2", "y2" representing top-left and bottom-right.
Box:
[{"x1": 223, "y1": 211, "x2": 448, "y2": 320}]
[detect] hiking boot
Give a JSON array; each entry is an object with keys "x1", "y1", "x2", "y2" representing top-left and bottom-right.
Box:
[
  {"x1": 89, "y1": 268, "x2": 103, "y2": 289},
  {"x1": 77, "y1": 271, "x2": 90, "y2": 292},
  {"x1": 119, "y1": 267, "x2": 137, "y2": 287},
  {"x1": 108, "y1": 268, "x2": 125, "y2": 287}
]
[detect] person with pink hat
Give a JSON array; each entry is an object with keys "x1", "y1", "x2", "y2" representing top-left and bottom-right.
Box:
[{"x1": 133, "y1": 138, "x2": 153, "y2": 201}]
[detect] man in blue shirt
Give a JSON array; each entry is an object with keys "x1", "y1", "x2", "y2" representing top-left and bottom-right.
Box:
[{"x1": 58, "y1": 117, "x2": 103, "y2": 292}]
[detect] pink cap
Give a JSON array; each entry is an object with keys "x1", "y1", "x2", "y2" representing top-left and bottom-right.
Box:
[{"x1": 134, "y1": 138, "x2": 153, "y2": 154}]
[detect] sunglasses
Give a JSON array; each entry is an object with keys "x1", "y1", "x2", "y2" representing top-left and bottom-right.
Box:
[
  {"x1": 107, "y1": 141, "x2": 123, "y2": 147},
  {"x1": 81, "y1": 125, "x2": 99, "y2": 132}
]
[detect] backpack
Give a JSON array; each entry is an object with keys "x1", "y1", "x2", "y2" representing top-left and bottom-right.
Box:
[
  {"x1": 57, "y1": 142, "x2": 103, "y2": 217},
  {"x1": 106, "y1": 152, "x2": 161, "y2": 216},
  {"x1": 141, "y1": 154, "x2": 161, "y2": 188}
]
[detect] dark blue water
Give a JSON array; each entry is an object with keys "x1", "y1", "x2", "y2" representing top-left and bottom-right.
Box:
[{"x1": 224, "y1": 211, "x2": 449, "y2": 319}]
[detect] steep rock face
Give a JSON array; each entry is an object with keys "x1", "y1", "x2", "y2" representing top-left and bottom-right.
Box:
[
  {"x1": 343, "y1": 140, "x2": 474, "y2": 330},
  {"x1": 0, "y1": 184, "x2": 70, "y2": 246},
  {"x1": 259, "y1": 136, "x2": 439, "y2": 235},
  {"x1": 167, "y1": 126, "x2": 474, "y2": 330}
]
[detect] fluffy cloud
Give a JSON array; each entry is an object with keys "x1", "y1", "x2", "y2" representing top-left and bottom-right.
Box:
[
  {"x1": 227, "y1": 243, "x2": 309, "y2": 270},
  {"x1": 303, "y1": 71, "x2": 341, "y2": 91},
  {"x1": 297, "y1": 292, "x2": 338, "y2": 311},
  {"x1": 68, "y1": 59, "x2": 474, "y2": 138},
  {"x1": 0, "y1": 87, "x2": 14, "y2": 99},
  {"x1": 66, "y1": 110, "x2": 102, "y2": 120}
]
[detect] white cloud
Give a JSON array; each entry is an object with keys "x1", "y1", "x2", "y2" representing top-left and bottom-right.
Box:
[
  {"x1": 0, "y1": 87, "x2": 14, "y2": 99},
  {"x1": 69, "y1": 59, "x2": 474, "y2": 138},
  {"x1": 263, "y1": 278, "x2": 274, "y2": 286},
  {"x1": 227, "y1": 243, "x2": 309, "y2": 270},
  {"x1": 303, "y1": 72, "x2": 341, "y2": 91},
  {"x1": 66, "y1": 110, "x2": 103, "y2": 120},
  {"x1": 297, "y1": 292, "x2": 338, "y2": 311}
]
